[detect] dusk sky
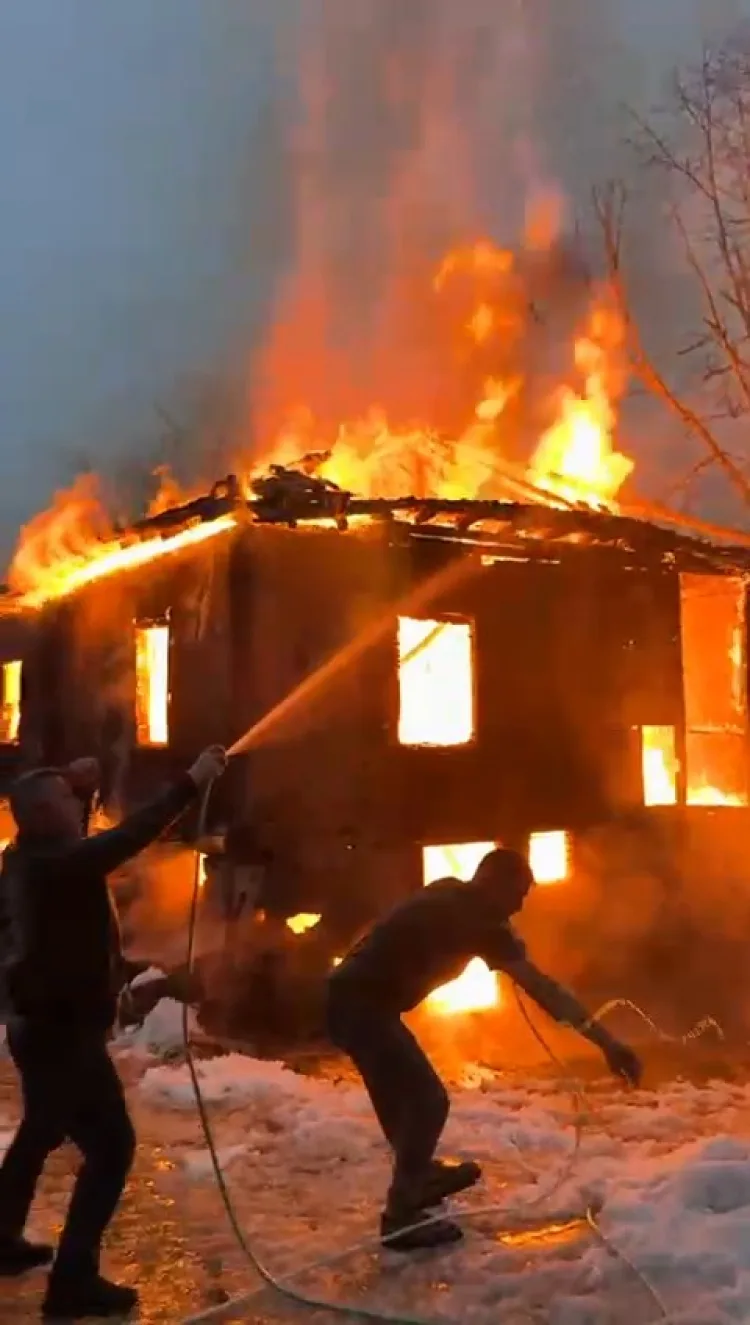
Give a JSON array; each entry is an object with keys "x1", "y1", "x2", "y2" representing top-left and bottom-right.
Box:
[{"x1": 0, "y1": 1, "x2": 745, "y2": 561}]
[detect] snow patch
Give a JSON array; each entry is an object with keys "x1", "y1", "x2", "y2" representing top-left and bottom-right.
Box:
[
  {"x1": 181, "y1": 1144, "x2": 247, "y2": 1179},
  {"x1": 115, "y1": 998, "x2": 196, "y2": 1058},
  {"x1": 139, "y1": 1053, "x2": 750, "y2": 1322}
]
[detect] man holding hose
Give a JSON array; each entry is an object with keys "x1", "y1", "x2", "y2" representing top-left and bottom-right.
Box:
[
  {"x1": 327, "y1": 847, "x2": 642, "y2": 1250},
  {"x1": 0, "y1": 744, "x2": 227, "y2": 1319}
]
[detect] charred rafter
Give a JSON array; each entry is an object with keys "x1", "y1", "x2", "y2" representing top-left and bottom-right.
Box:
[
  {"x1": 6, "y1": 471, "x2": 748, "y2": 606},
  {"x1": 116, "y1": 469, "x2": 750, "y2": 578}
]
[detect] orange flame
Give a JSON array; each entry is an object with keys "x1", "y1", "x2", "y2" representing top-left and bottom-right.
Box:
[
  {"x1": 254, "y1": 222, "x2": 633, "y2": 512},
  {"x1": 7, "y1": 475, "x2": 236, "y2": 611},
  {"x1": 5, "y1": 207, "x2": 633, "y2": 613},
  {"x1": 286, "y1": 913, "x2": 322, "y2": 936}
]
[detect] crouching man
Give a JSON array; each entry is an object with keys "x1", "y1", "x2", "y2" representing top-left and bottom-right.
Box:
[
  {"x1": 0, "y1": 745, "x2": 227, "y2": 1319},
  {"x1": 326, "y1": 848, "x2": 642, "y2": 1251}
]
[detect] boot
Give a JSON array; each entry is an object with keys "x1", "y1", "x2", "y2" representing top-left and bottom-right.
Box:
[
  {"x1": 417, "y1": 1158, "x2": 482, "y2": 1207},
  {"x1": 380, "y1": 1204, "x2": 463, "y2": 1252},
  {"x1": 0, "y1": 1234, "x2": 54, "y2": 1275},
  {"x1": 42, "y1": 1272, "x2": 138, "y2": 1320}
]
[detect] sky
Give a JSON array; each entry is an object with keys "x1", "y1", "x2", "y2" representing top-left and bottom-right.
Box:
[{"x1": 0, "y1": 0, "x2": 746, "y2": 561}]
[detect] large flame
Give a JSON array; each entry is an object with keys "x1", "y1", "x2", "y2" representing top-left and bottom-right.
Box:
[
  {"x1": 255, "y1": 230, "x2": 632, "y2": 511},
  {"x1": 6, "y1": 475, "x2": 236, "y2": 611},
  {"x1": 4, "y1": 202, "x2": 634, "y2": 614}
]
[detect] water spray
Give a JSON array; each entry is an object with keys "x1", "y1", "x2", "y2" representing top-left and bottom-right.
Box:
[{"x1": 225, "y1": 549, "x2": 479, "y2": 758}]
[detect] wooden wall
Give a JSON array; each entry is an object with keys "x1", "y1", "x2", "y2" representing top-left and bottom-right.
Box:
[
  {"x1": 1, "y1": 525, "x2": 694, "y2": 932},
  {"x1": 384, "y1": 542, "x2": 684, "y2": 847},
  {"x1": 225, "y1": 528, "x2": 685, "y2": 927},
  {"x1": 16, "y1": 536, "x2": 237, "y2": 825}
]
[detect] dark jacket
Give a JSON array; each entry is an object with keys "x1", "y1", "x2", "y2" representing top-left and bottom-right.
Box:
[
  {"x1": 328, "y1": 876, "x2": 526, "y2": 1015},
  {"x1": 0, "y1": 775, "x2": 198, "y2": 1029}
]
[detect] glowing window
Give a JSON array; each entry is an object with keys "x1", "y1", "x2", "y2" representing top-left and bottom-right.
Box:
[
  {"x1": 398, "y1": 617, "x2": 475, "y2": 747},
  {"x1": 641, "y1": 725, "x2": 678, "y2": 806},
  {"x1": 286, "y1": 913, "x2": 322, "y2": 935},
  {"x1": 528, "y1": 830, "x2": 570, "y2": 884},
  {"x1": 680, "y1": 575, "x2": 748, "y2": 806},
  {"x1": 422, "y1": 842, "x2": 499, "y2": 1014},
  {"x1": 135, "y1": 625, "x2": 169, "y2": 747},
  {"x1": 0, "y1": 661, "x2": 22, "y2": 744}
]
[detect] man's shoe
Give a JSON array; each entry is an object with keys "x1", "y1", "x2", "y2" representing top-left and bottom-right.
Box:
[
  {"x1": 42, "y1": 1273, "x2": 138, "y2": 1320},
  {"x1": 380, "y1": 1206, "x2": 464, "y2": 1252},
  {"x1": 416, "y1": 1158, "x2": 482, "y2": 1207},
  {"x1": 0, "y1": 1234, "x2": 54, "y2": 1275}
]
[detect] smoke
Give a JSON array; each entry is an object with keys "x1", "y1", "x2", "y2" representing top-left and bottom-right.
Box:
[{"x1": 252, "y1": 0, "x2": 750, "y2": 508}]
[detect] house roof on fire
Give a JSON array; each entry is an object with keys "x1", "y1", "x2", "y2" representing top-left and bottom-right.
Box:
[
  {"x1": 3, "y1": 467, "x2": 750, "y2": 614},
  {"x1": 128, "y1": 468, "x2": 750, "y2": 579}
]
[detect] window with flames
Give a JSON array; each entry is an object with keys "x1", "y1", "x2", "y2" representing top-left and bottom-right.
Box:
[
  {"x1": 134, "y1": 625, "x2": 170, "y2": 748},
  {"x1": 640, "y1": 574, "x2": 748, "y2": 808},
  {"x1": 397, "y1": 616, "x2": 475, "y2": 747},
  {"x1": 0, "y1": 660, "x2": 22, "y2": 745},
  {"x1": 421, "y1": 834, "x2": 571, "y2": 1017}
]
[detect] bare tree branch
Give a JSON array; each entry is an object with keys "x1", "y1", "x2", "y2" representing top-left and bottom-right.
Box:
[{"x1": 593, "y1": 182, "x2": 750, "y2": 507}]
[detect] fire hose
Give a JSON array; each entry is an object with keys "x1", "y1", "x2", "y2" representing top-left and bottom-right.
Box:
[{"x1": 176, "y1": 779, "x2": 722, "y2": 1325}]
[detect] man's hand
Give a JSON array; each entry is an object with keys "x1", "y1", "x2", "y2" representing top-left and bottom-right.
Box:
[
  {"x1": 65, "y1": 757, "x2": 100, "y2": 797},
  {"x1": 188, "y1": 745, "x2": 229, "y2": 788},
  {"x1": 602, "y1": 1038, "x2": 642, "y2": 1088}
]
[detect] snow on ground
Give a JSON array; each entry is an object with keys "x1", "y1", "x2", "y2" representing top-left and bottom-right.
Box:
[
  {"x1": 114, "y1": 998, "x2": 198, "y2": 1058},
  {"x1": 127, "y1": 1044, "x2": 750, "y2": 1325}
]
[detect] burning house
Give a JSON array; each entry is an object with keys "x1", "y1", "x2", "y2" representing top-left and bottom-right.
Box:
[
  {"x1": 1, "y1": 230, "x2": 750, "y2": 1046},
  {"x1": 1, "y1": 459, "x2": 750, "y2": 1043}
]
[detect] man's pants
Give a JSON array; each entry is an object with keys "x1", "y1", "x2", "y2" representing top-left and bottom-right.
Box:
[
  {"x1": 0, "y1": 1019, "x2": 136, "y2": 1279},
  {"x1": 326, "y1": 991, "x2": 449, "y2": 1207}
]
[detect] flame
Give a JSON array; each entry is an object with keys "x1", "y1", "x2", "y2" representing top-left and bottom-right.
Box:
[
  {"x1": 6, "y1": 475, "x2": 236, "y2": 611},
  {"x1": 422, "y1": 843, "x2": 500, "y2": 1015},
  {"x1": 398, "y1": 616, "x2": 474, "y2": 747},
  {"x1": 527, "y1": 305, "x2": 633, "y2": 506},
  {"x1": 286, "y1": 912, "x2": 322, "y2": 935},
  {"x1": 641, "y1": 726, "x2": 679, "y2": 807},
  {"x1": 255, "y1": 221, "x2": 633, "y2": 512},
  {"x1": 687, "y1": 782, "x2": 747, "y2": 807},
  {"x1": 135, "y1": 625, "x2": 170, "y2": 747},
  {"x1": 426, "y1": 956, "x2": 499, "y2": 1015},
  {"x1": 0, "y1": 661, "x2": 22, "y2": 744},
  {"x1": 528, "y1": 831, "x2": 570, "y2": 884},
  {"x1": 640, "y1": 724, "x2": 747, "y2": 807},
  {"x1": 4, "y1": 205, "x2": 634, "y2": 613}
]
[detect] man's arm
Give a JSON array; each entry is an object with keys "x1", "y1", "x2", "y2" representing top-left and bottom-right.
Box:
[
  {"x1": 61, "y1": 746, "x2": 228, "y2": 877},
  {"x1": 504, "y1": 957, "x2": 642, "y2": 1085}
]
